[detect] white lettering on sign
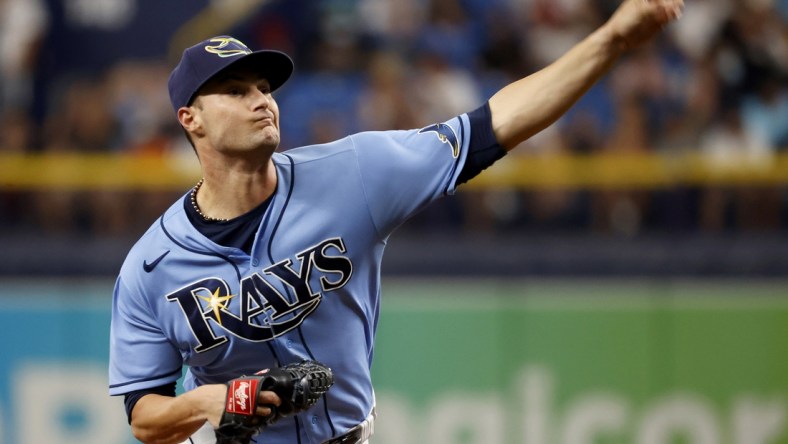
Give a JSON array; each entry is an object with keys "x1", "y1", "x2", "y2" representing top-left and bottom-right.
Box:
[
  {"x1": 1, "y1": 362, "x2": 784, "y2": 444},
  {"x1": 14, "y1": 362, "x2": 131, "y2": 444},
  {"x1": 373, "y1": 365, "x2": 787, "y2": 444}
]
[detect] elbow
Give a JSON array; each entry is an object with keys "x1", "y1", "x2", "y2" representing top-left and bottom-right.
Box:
[
  {"x1": 131, "y1": 427, "x2": 151, "y2": 443},
  {"x1": 131, "y1": 425, "x2": 159, "y2": 444},
  {"x1": 131, "y1": 425, "x2": 154, "y2": 444},
  {"x1": 131, "y1": 424, "x2": 192, "y2": 444},
  {"x1": 487, "y1": 98, "x2": 541, "y2": 150}
]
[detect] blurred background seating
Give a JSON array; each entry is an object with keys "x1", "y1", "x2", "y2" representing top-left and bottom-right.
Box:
[{"x1": 0, "y1": 0, "x2": 786, "y2": 276}]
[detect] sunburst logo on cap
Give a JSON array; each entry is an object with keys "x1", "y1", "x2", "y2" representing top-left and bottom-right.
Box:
[{"x1": 204, "y1": 37, "x2": 252, "y2": 58}]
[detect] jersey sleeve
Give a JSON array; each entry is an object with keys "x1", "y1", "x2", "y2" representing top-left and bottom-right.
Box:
[
  {"x1": 350, "y1": 114, "x2": 471, "y2": 236},
  {"x1": 109, "y1": 275, "x2": 183, "y2": 396}
]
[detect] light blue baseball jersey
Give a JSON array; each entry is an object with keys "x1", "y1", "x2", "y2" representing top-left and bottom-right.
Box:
[{"x1": 109, "y1": 114, "x2": 473, "y2": 443}]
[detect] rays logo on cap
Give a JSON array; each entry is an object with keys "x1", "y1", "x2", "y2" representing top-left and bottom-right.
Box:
[{"x1": 204, "y1": 37, "x2": 252, "y2": 58}]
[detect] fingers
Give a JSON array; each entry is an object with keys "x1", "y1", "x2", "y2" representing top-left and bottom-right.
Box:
[
  {"x1": 666, "y1": 0, "x2": 684, "y2": 20},
  {"x1": 610, "y1": 0, "x2": 684, "y2": 49},
  {"x1": 648, "y1": 0, "x2": 684, "y2": 22},
  {"x1": 256, "y1": 390, "x2": 282, "y2": 417},
  {"x1": 251, "y1": 369, "x2": 279, "y2": 417},
  {"x1": 256, "y1": 405, "x2": 276, "y2": 417}
]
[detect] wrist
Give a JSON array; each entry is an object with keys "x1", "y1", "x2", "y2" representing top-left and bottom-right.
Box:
[
  {"x1": 596, "y1": 21, "x2": 629, "y2": 55},
  {"x1": 190, "y1": 384, "x2": 228, "y2": 425}
]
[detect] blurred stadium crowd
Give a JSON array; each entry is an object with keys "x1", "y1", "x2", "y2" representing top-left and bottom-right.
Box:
[{"x1": 0, "y1": 0, "x2": 786, "y2": 239}]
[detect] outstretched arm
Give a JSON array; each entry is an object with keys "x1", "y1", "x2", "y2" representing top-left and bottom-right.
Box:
[{"x1": 488, "y1": 0, "x2": 684, "y2": 150}]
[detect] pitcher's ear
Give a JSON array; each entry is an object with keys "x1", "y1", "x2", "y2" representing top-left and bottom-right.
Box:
[{"x1": 178, "y1": 105, "x2": 202, "y2": 136}]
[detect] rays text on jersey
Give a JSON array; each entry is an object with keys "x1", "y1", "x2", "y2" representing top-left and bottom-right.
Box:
[{"x1": 166, "y1": 237, "x2": 353, "y2": 352}]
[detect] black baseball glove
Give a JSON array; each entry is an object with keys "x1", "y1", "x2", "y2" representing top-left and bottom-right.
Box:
[{"x1": 214, "y1": 360, "x2": 334, "y2": 444}]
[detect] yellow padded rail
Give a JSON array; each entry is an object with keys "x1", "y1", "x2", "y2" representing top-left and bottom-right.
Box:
[{"x1": 1, "y1": 151, "x2": 788, "y2": 191}]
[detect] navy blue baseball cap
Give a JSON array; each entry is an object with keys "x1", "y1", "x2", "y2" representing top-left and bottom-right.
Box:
[{"x1": 167, "y1": 36, "x2": 294, "y2": 112}]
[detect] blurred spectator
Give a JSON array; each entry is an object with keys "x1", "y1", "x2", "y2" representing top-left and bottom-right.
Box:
[
  {"x1": 0, "y1": 110, "x2": 34, "y2": 153},
  {"x1": 478, "y1": 5, "x2": 532, "y2": 84},
  {"x1": 358, "y1": 0, "x2": 426, "y2": 49},
  {"x1": 31, "y1": 75, "x2": 119, "y2": 235},
  {"x1": 669, "y1": 0, "x2": 732, "y2": 62},
  {"x1": 356, "y1": 50, "x2": 421, "y2": 131},
  {"x1": 518, "y1": 0, "x2": 603, "y2": 68},
  {"x1": 416, "y1": 0, "x2": 482, "y2": 71},
  {"x1": 44, "y1": 76, "x2": 118, "y2": 152},
  {"x1": 699, "y1": 103, "x2": 776, "y2": 231},
  {"x1": 0, "y1": 0, "x2": 47, "y2": 150},
  {"x1": 410, "y1": 47, "x2": 483, "y2": 125},
  {"x1": 105, "y1": 61, "x2": 175, "y2": 154},
  {"x1": 741, "y1": 75, "x2": 788, "y2": 150}
]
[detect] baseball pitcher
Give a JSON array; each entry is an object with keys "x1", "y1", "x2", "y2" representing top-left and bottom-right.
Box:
[{"x1": 109, "y1": 1, "x2": 683, "y2": 443}]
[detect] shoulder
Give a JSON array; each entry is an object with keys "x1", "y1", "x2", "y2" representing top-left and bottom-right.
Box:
[
  {"x1": 283, "y1": 130, "x2": 408, "y2": 160},
  {"x1": 274, "y1": 129, "x2": 425, "y2": 163},
  {"x1": 117, "y1": 196, "x2": 188, "y2": 282},
  {"x1": 274, "y1": 136, "x2": 358, "y2": 165}
]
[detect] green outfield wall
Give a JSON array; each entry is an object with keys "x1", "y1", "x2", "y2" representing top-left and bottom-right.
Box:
[
  {"x1": 372, "y1": 280, "x2": 788, "y2": 444},
  {"x1": 0, "y1": 279, "x2": 786, "y2": 443}
]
